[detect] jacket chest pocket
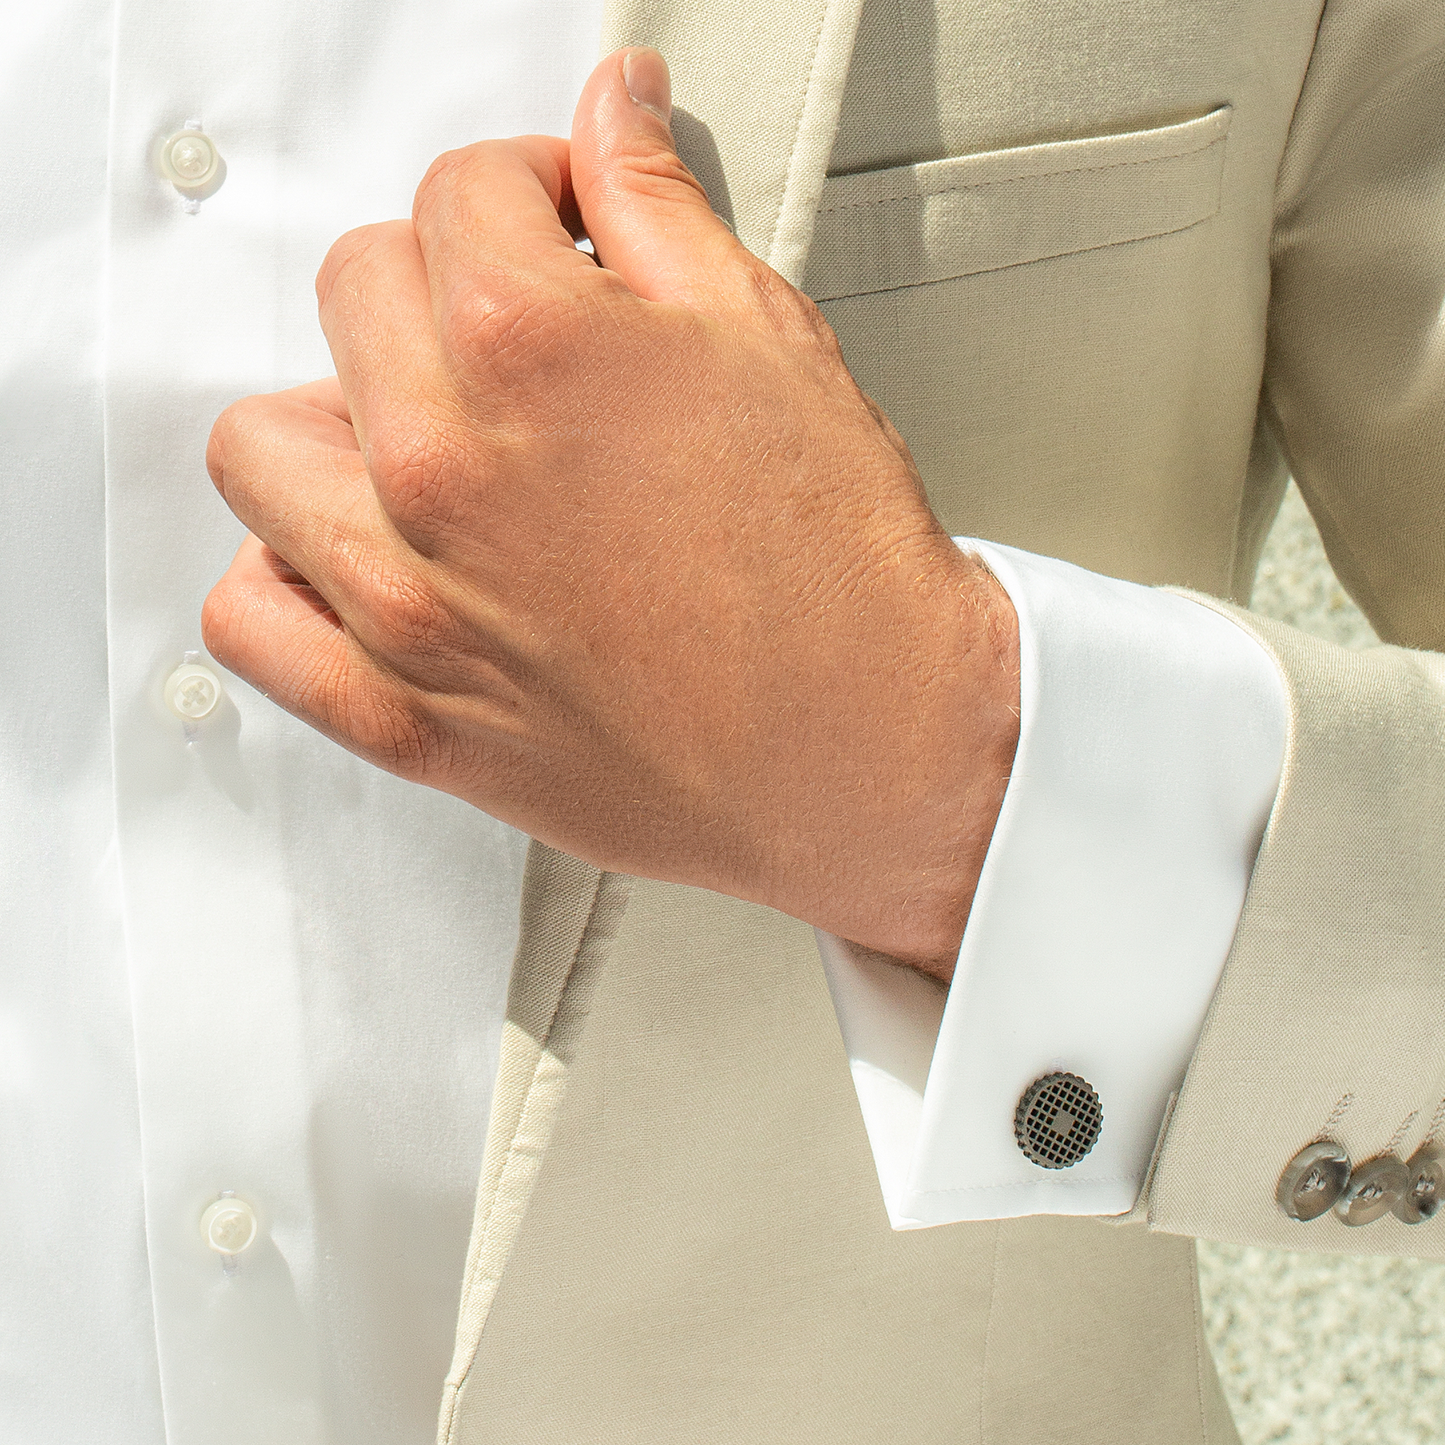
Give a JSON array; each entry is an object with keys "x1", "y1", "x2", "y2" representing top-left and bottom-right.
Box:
[
  {"x1": 803, "y1": 106, "x2": 1231, "y2": 302},
  {"x1": 802, "y1": 106, "x2": 1257, "y2": 591}
]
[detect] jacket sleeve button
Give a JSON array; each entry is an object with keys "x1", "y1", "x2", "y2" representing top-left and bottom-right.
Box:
[
  {"x1": 1334, "y1": 1155, "x2": 1410, "y2": 1227},
  {"x1": 1276, "y1": 1140, "x2": 1350, "y2": 1221},
  {"x1": 1393, "y1": 1142, "x2": 1445, "y2": 1224}
]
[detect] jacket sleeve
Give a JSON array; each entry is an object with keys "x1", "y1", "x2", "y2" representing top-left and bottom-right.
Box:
[{"x1": 1143, "y1": 0, "x2": 1445, "y2": 1254}]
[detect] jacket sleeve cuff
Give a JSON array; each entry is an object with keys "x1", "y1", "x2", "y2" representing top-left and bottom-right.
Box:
[{"x1": 818, "y1": 540, "x2": 1288, "y2": 1228}]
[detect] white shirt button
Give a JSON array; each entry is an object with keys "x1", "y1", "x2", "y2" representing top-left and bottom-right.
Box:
[
  {"x1": 199, "y1": 1196, "x2": 258, "y2": 1256},
  {"x1": 157, "y1": 128, "x2": 223, "y2": 195},
  {"x1": 164, "y1": 662, "x2": 222, "y2": 720}
]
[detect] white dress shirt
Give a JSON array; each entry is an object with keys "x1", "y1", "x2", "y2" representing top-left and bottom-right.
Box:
[
  {"x1": 3, "y1": 2, "x2": 601, "y2": 1442},
  {"x1": 0, "y1": 2, "x2": 1286, "y2": 1441}
]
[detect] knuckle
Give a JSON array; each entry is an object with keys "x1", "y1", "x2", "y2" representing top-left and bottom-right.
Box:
[
  {"x1": 200, "y1": 574, "x2": 269, "y2": 683},
  {"x1": 199, "y1": 582, "x2": 240, "y2": 666},
  {"x1": 735, "y1": 252, "x2": 812, "y2": 328},
  {"x1": 315, "y1": 226, "x2": 367, "y2": 309},
  {"x1": 352, "y1": 556, "x2": 454, "y2": 659},
  {"x1": 352, "y1": 687, "x2": 441, "y2": 777},
  {"x1": 204, "y1": 418, "x2": 232, "y2": 492},
  {"x1": 411, "y1": 146, "x2": 469, "y2": 228},
  {"x1": 315, "y1": 222, "x2": 398, "y2": 312},
  {"x1": 364, "y1": 415, "x2": 466, "y2": 527},
  {"x1": 441, "y1": 280, "x2": 577, "y2": 384},
  {"x1": 734, "y1": 260, "x2": 849, "y2": 372},
  {"x1": 789, "y1": 287, "x2": 831, "y2": 338},
  {"x1": 412, "y1": 139, "x2": 524, "y2": 232},
  {"x1": 613, "y1": 148, "x2": 710, "y2": 209},
  {"x1": 206, "y1": 394, "x2": 270, "y2": 492},
  {"x1": 794, "y1": 293, "x2": 848, "y2": 366}
]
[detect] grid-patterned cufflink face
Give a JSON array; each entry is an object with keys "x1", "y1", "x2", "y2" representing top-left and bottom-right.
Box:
[{"x1": 1014, "y1": 1072, "x2": 1103, "y2": 1169}]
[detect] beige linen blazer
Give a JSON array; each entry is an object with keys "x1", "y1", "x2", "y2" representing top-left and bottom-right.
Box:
[{"x1": 438, "y1": 0, "x2": 1445, "y2": 1440}]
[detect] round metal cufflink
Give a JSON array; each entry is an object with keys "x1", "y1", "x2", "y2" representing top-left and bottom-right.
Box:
[
  {"x1": 1014, "y1": 1072, "x2": 1102, "y2": 1169},
  {"x1": 1394, "y1": 1142, "x2": 1445, "y2": 1225},
  {"x1": 1335, "y1": 1154, "x2": 1409, "y2": 1227},
  {"x1": 1276, "y1": 1141, "x2": 1350, "y2": 1222}
]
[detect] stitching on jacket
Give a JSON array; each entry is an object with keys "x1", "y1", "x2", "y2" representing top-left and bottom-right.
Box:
[
  {"x1": 1187, "y1": 1244, "x2": 1212, "y2": 1444},
  {"x1": 812, "y1": 210, "x2": 1217, "y2": 301},
  {"x1": 977, "y1": 1223, "x2": 1003, "y2": 1444},
  {"x1": 816, "y1": 123, "x2": 1228, "y2": 214},
  {"x1": 1388, "y1": 1110, "x2": 1420, "y2": 1156},
  {"x1": 1314, "y1": 1089, "x2": 1355, "y2": 1141},
  {"x1": 1427, "y1": 1095, "x2": 1445, "y2": 1144},
  {"x1": 765, "y1": 0, "x2": 845, "y2": 269}
]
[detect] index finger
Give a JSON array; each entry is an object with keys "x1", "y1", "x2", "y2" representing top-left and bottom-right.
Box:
[{"x1": 410, "y1": 135, "x2": 601, "y2": 335}]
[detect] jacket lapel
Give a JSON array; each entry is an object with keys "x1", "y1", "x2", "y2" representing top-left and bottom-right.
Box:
[
  {"x1": 438, "y1": 5, "x2": 862, "y2": 1438},
  {"x1": 438, "y1": 847, "x2": 630, "y2": 1444},
  {"x1": 601, "y1": 0, "x2": 866, "y2": 284}
]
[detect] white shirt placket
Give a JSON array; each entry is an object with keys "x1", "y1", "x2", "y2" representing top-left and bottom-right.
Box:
[
  {"x1": 96, "y1": 2, "x2": 598, "y2": 1438},
  {"x1": 104, "y1": 6, "x2": 328, "y2": 1437}
]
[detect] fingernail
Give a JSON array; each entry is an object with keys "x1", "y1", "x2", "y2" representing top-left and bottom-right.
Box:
[{"x1": 623, "y1": 47, "x2": 672, "y2": 124}]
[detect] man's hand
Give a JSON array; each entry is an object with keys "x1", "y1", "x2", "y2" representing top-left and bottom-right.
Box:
[{"x1": 202, "y1": 47, "x2": 1019, "y2": 980}]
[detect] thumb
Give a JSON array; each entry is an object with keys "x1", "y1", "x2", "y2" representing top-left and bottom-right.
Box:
[{"x1": 570, "y1": 48, "x2": 754, "y2": 309}]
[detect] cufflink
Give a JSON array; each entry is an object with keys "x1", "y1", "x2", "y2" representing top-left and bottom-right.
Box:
[
  {"x1": 1394, "y1": 1143, "x2": 1445, "y2": 1225},
  {"x1": 1014, "y1": 1072, "x2": 1102, "y2": 1169},
  {"x1": 1334, "y1": 1155, "x2": 1409, "y2": 1227},
  {"x1": 1276, "y1": 1141, "x2": 1350, "y2": 1221}
]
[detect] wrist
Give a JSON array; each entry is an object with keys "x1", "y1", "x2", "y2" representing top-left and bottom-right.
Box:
[
  {"x1": 880, "y1": 545, "x2": 1020, "y2": 980},
  {"x1": 762, "y1": 537, "x2": 1020, "y2": 984}
]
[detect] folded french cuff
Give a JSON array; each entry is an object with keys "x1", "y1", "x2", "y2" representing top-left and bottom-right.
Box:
[{"x1": 818, "y1": 540, "x2": 1288, "y2": 1228}]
